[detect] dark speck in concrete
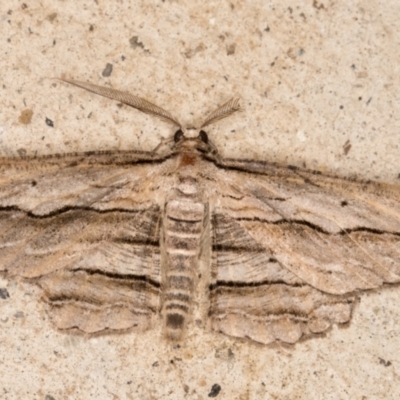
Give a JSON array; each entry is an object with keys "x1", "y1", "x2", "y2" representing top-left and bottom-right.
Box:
[
  {"x1": 379, "y1": 357, "x2": 392, "y2": 367},
  {"x1": 208, "y1": 384, "x2": 221, "y2": 398},
  {"x1": 45, "y1": 117, "x2": 54, "y2": 127},
  {"x1": 102, "y1": 63, "x2": 113, "y2": 77},
  {"x1": 14, "y1": 311, "x2": 25, "y2": 318},
  {"x1": 0, "y1": 288, "x2": 10, "y2": 299},
  {"x1": 130, "y1": 36, "x2": 144, "y2": 50}
]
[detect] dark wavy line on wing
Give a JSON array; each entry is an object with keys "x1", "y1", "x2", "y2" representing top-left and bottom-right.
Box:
[
  {"x1": 113, "y1": 237, "x2": 159, "y2": 247},
  {"x1": 212, "y1": 244, "x2": 276, "y2": 254},
  {"x1": 0, "y1": 150, "x2": 174, "y2": 166},
  {"x1": 214, "y1": 158, "x2": 371, "y2": 183},
  {"x1": 234, "y1": 216, "x2": 400, "y2": 236},
  {"x1": 0, "y1": 205, "x2": 153, "y2": 218},
  {"x1": 210, "y1": 280, "x2": 400, "y2": 291},
  {"x1": 64, "y1": 268, "x2": 161, "y2": 289},
  {"x1": 209, "y1": 279, "x2": 308, "y2": 290}
]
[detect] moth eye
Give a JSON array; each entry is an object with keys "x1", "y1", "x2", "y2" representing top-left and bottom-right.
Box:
[
  {"x1": 199, "y1": 130, "x2": 208, "y2": 144},
  {"x1": 174, "y1": 129, "x2": 184, "y2": 142}
]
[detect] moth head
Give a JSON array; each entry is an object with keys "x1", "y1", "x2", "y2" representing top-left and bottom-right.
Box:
[
  {"x1": 173, "y1": 129, "x2": 209, "y2": 143},
  {"x1": 171, "y1": 128, "x2": 218, "y2": 159},
  {"x1": 168, "y1": 97, "x2": 242, "y2": 158}
]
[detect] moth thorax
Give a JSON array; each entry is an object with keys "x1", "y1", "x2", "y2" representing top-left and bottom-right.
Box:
[
  {"x1": 162, "y1": 198, "x2": 206, "y2": 340},
  {"x1": 177, "y1": 176, "x2": 199, "y2": 196}
]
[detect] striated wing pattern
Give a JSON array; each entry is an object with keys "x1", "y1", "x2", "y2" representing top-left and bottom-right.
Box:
[
  {"x1": 209, "y1": 161, "x2": 400, "y2": 343},
  {"x1": 2, "y1": 79, "x2": 400, "y2": 345},
  {"x1": 0, "y1": 152, "x2": 166, "y2": 334}
]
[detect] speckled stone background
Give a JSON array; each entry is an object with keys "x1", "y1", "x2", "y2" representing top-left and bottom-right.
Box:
[{"x1": 1, "y1": 1, "x2": 399, "y2": 399}]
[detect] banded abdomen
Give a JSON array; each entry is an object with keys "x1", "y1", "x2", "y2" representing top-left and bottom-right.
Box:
[{"x1": 162, "y1": 197, "x2": 205, "y2": 340}]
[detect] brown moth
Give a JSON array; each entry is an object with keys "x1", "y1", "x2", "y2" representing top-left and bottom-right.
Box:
[{"x1": 1, "y1": 79, "x2": 399, "y2": 345}]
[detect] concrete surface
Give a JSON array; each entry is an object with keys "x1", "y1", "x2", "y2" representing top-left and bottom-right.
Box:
[{"x1": 0, "y1": 1, "x2": 399, "y2": 399}]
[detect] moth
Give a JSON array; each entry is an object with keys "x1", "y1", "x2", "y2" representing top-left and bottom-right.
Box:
[{"x1": 1, "y1": 79, "x2": 399, "y2": 345}]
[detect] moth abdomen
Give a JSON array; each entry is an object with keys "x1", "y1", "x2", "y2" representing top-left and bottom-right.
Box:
[
  {"x1": 163, "y1": 198, "x2": 206, "y2": 340},
  {"x1": 164, "y1": 273, "x2": 194, "y2": 330}
]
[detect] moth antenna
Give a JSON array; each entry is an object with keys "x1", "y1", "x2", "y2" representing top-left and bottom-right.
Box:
[
  {"x1": 59, "y1": 78, "x2": 182, "y2": 128},
  {"x1": 200, "y1": 97, "x2": 242, "y2": 128}
]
